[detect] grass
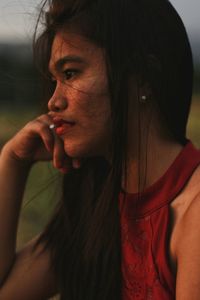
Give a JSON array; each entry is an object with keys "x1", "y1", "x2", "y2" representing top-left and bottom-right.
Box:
[
  {"x1": 17, "y1": 162, "x2": 62, "y2": 247},
  {"x1": 187, "y1": 95, "x2": 200, "y2": 147}
]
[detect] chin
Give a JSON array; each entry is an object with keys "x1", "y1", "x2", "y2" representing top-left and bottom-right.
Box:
[
  {"x1": 63, "y1": 140, "x2": 105, "y2": 158},
  {"x1": 63, "y1": 141, "x2": 91, "y2": 158}
]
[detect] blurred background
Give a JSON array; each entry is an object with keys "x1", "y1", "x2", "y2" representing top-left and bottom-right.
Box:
[{"x1": 0, "y1": 0, "x2": 200, "y2": 250}]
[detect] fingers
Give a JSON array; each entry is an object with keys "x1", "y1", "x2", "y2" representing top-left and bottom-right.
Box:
[
  {"x1": 72, "y1": 158, "x2": 81, "y2": 169},
  {"x1": 52, "y1": 136, "x2": 82, "y2": 173},
  {"x1": 28, "y1": 114, "x2": 82, "y2": 173},
  {"x1": 34, "y1": 115, "x2": 65, "y2": 170},
  {"x1": 38, "y1": 115, "x2": 82, "y2": 173},
  {"x1": 27, "y1": 114, "x2": 54, "y2": 152},
  {"x1": 52, "y1": 134, "x2": 69, "y2": 172},
  {"x1": 5, "y1": 113, "x2": 82, "y2": 171},
  {"x1": 34, "y1": 121, "x2": 54, "y2": 153}
]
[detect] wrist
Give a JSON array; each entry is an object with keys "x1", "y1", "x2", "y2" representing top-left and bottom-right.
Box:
[{"x1": 0, "y1": 144, "x2": 34, "y2": 171}]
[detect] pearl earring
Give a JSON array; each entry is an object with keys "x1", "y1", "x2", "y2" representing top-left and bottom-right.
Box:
[{"x1": 140, "y1": 95, "x2": 147, "y2": 103}]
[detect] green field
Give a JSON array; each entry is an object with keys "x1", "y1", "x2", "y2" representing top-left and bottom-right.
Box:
[
  {"x1": 187, "y1": 95, "x2": 200, "y2": 147},
  {"x1": 0, "y1": 95, "x2": 200, "y2": 250}
]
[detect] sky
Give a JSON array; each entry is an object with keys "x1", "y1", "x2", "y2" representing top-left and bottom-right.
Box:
[{"x1": 0, "y1": 0, "x2": 199, "y2": 42}]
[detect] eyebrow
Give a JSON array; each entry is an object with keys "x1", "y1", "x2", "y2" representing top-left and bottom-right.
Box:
[{"x1": 49, "y1": 55, "x2": 86, "y2": 73}]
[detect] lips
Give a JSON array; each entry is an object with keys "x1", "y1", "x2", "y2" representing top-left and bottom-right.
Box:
[
  {"x1": 53, "y1": 117, "x2": 75, "y2": 126},
  {"x1": 52, "y1": 117, "x2": 75, "y2": 135}
]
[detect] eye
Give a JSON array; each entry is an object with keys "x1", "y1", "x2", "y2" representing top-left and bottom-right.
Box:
[{"x1": 63, "y1": 69, "x2": 78, "y2": 80}]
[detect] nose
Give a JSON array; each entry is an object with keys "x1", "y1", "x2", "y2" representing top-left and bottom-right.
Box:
[{"x1": 48, "y1": 86, "x2": 68, "y2": 112}]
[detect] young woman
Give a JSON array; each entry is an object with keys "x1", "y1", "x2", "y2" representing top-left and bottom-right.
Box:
[{"x1": 0, "y1": 0, "x2": 200, "y2": 299}]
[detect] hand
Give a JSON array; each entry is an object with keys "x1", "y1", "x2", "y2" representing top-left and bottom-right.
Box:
[{"x1": 2, "y1": 114, "x2": 81, "y2": 173}]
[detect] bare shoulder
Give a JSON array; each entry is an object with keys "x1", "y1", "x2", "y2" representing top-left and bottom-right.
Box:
[
  {"x1": 0, "y1": 235, "x2": 58, "y2": 300},
  {"x1": 174, "y1": 163, "x2": 200, "y2": 249},
  {"x1": 170, "y1": 163, "x2": 200, "y2": 217},
  {"x1": 174, "y1": 165, "x2": 200, "y2": 299}
]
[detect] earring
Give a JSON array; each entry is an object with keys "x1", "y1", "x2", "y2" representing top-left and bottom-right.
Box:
[{"x1": 140, "y1": 95, "x2": 147, "y2": 104}]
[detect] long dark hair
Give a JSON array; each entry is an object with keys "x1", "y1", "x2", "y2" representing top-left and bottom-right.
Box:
[{"x1": 33, "y1": 0, "x2": 193, "y2": 299}]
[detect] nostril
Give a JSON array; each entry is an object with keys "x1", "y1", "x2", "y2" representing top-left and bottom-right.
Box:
[
  {"x1": 48, "y1": 99, "x2": 59, "y2": 112},
  {"x1": 54, "y1": 106, "x2": 60, "y2": 112}
]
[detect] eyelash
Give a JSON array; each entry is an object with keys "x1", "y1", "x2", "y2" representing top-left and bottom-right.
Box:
[
  {"x1": 63, "y1": 69, "x2": 79, "y2": 80},
  {"x1": 50, "y1": 69, "x2": 79, "y2": 85}
]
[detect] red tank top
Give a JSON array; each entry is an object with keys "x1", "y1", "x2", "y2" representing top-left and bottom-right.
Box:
[{"x1": 119, "y1": 141, "x2": 200, "y2": 300}]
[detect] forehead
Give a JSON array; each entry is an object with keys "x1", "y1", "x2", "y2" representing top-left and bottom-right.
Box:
[{"x1": 49, "y1": 30, "x2": 103, "y2": 70}]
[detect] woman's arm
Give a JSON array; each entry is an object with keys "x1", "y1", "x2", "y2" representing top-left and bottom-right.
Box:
[
  {"x1": 0, "y1": 149, "x2": 31, "y2": 284},
  {"x1": 0, "y1": 114, "x2": 72, "y2": 298},
  {"x1": 175, "y1": 192, "x2": 200, "y2": 299},
  {"x1": 0, "y1": 235, "x2": 58, "y2": 300},
  {"x1": 0, "y1": 150, "x2": 58, "y2": 299}
]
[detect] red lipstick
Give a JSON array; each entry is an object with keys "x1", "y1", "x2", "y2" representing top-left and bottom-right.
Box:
[{"x1": 52, "y1": 118, "x2": 75, "y2": 136}]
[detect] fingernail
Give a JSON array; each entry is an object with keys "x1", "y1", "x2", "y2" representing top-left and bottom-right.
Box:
[
  {"x1": 73, "y1": 159, "x2": 81, "y2": 169},
  {"x1": 60, "y1": 167, "x2": 68, "y2": 174}
]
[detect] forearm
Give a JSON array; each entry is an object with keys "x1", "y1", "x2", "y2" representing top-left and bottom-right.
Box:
[
  {"x1": 0, "y1": 146, "x2": 32, "y2": 284},
  {"x1": 0, "y1": 113, "x2": 69, "y2": 285}
]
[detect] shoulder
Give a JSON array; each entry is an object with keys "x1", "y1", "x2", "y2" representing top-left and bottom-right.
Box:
[
  {"x1": 175, "y1": 163, "x2": 200, "y2": 245},
  {"x1": 177, "y1": 190, "x2": 200, "y2": 244},
  {"x1": 174, "y1": 166, "x2": 200, "y2": 299},
  {"x1": 171, "y1": 163, "x2": 200, "y2": 215},
  {"x1": 0, "y1": 235, "x2": 58, "y2": 300}
]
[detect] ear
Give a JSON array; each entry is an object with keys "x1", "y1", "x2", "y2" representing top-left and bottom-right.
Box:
[
  {"x1": 129, "y1": 74, "x2": 152, "y2": 97},
  {"x1": 140, "y1": 82, "x2": 152, "y2": 96},
  {"x1": 127, "y1": 77, "x2": 150, "y2": 108}
]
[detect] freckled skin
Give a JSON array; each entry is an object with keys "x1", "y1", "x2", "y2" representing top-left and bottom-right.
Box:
[{"x1": 48, "y1": 30, "x2": 112, "y2": 158}]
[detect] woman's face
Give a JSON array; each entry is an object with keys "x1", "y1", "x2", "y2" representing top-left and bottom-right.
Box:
[{"x1": 48, "y1": 30, "x2": 112, "y2": 159}]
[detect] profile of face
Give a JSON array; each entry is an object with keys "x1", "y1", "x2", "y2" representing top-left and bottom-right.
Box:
[{"x1": 48, "y1": 30, "x2": 112, "y2": 159}]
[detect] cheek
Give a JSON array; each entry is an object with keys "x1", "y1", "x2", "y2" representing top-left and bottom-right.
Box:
[
  {"x1": 62, "y1": 92, "x2": 112, "y2": 157},
  {"x1": 78, "y1": 94, "x2": 111, "y2": 128},
  {"x1": 68, "y1": 67, "x2": 109, "y2": 113},
  {"x1": 68, "y1": 85, "x2": 111, "y2": 124}
]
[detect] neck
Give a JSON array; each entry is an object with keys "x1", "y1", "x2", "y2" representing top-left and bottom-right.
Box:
[
  {"x1": 122, "y1": 107, "x2": 183, "y2": 194},
  {"x1": 123, "y1": 139, "x2": 183, "y2": 194}
]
